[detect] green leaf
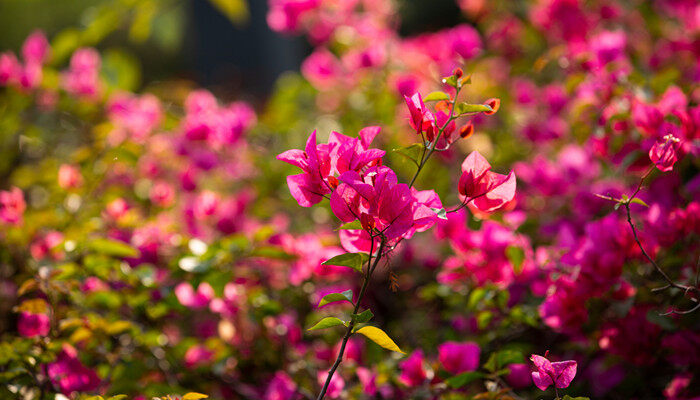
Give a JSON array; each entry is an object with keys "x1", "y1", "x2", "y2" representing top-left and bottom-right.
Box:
[
  {"x1": 251, "y1": 246, "x2": 296, "y2": 260},
  {"x1": 630, "y1": 198, "x2": 649, "y2": 207},
  {"x1": 430, "y1": 207, "x2": 448, "y2": 220},
  {"x1": 88, "y1": 239, "x2": 140, "y2": 258},
  {"x1": 614, "y1": 202, "x2": 621, "y2": 210},
  {"x1": 336, "y1": 220, "x2": 362, "y2": 231},
  {"x1": 423, "y1": 91, "x2": 450, "y2": 102},
  {"x1": 318, "y1": 290, "x2": 354, "y2": 307},
  {"x1": 392, "y1": 143, "x2": 425, "y2": 167},
  {"x1": 308, "y1": 317, "x2": 346, "y2": 331},
  {"x1": 322, "y1": 253, "x2": 368, "y2": 274},
  {"x1": 562, "y1": 396, "x2": 590, "y2": 400},
  {"x1": 483, "y1": 350, "x2": 525, "y2": 373},
  {"x1": 355, "y1": 326, "x2": 405, "y2": 354},
  {"x1": 505, "y1": 246, "x2": 525, "y2": 274},
  {"x1": 182, "y1": 394, "x2": 209, "y2": 400},
  {"x1": 351, "y1": 309, "x2": 374, "y2": 324},
  {"x1": 445, "y1": 371, "x2": 483, "y2": 389},
  {"x1": 455, "y1": 102, "x2": 493, "y2": 115},
  {"x1": 108, "y1": 396, "x2": 128, "y2": 400}
]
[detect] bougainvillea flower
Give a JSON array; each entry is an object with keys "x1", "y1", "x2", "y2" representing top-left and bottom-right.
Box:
[
  {"x1": 46, "y1": 344, "x2": 100, "y2": 395},
  {"x1": 0, "y1": 186, "x2": 25, "y2": 225},
  {"x1": 175, "y1": 282, "x2": 215, "y2": 309},
  {"x1": 18, "y1": 311, "x2": 50, "y2": 338},
  {"x1": 330, "y1": 166, "x2": 438, "y2": 241},
  {"x1": 649, "y1": 134, "x2": 680, "y2": 172},
  {"x1": 530, "y1": 353, "x2": 577, "y2": 391},
  {"x1": 58, "y1": 164, "x2": 83, "y2": 190},
  {"x1": 317, "y1": 370, "x2": 345, "y2": 399},
  {"x1": 404, "y1": 92, "x2": 434, "y2": 135},
  {"x1": 21, "y1": 30, "x2": 49, "y2": 65},
  {"x1": 458, "y1": 151, "x2": 516, "y2": 212},
  {"x1": 278, "y1": 128, "x2": 385, "y2": 208},
  {"x1": 265, "y1": 371, "x2": 297, "y2": 400},
  {"x1": 399, "y1": 350, "x2": 427, "y2": 387},
  {"x1": 438, "y1": 341, "x2": 480, "y2": 374}
]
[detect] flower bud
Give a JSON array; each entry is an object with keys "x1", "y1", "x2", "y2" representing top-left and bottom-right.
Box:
[
  {"x1": 459, "y1": 122, "x2": 474, "y2": 139},
  {"x1": 453, "y1": 67, "x2": 463, "y2": 78},
  {"x1": 483, "y1": 98, "x2": 500, "y2": 115}
]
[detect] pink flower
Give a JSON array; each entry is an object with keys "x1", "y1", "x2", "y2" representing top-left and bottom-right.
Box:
[
  {"x1": 404, "y1": 92, "x2": 435, "y2": 136},
  {"x1": 330, "y1": 166, "x2": 438, "y2": 242},
  {"x1": 278, "y1": 129, "x2": 384, "y2": 208},
  {"x1": 458, "y1": 151, "x2": 516, "y2": 212},
  {"x1": 0, "y1": 187, "x2": 26, "y2": 226},
  {"x1": 58, "y1": 164, "x2": 83, "y2": 189},
  {"x1": 184, "y1": 344, "x2": 214, "y2": 368},
  {"x1": 356, "y1": 367, "x2": 377, "y2": 395},
  {"x1": 267, "y1": 0, "x2": 320, "y2": 33},
  {"x1": 104, "y1": 198, "x2": 129, "y2": 221},
  {"x1": 30, "y1": 231, "x2": 64, "y2": 261},
  {"x1": 46, "y1": 344, "x2": 100, "y2": 395},
  {"x1": 175, "y1": 282, "x2": 215, "y2": 309},
  {"x1": 0, "y1": 52, "x2": 20, "y2": 85},
  {"x1": 530, "y1": 352, "x2": 577, "y2": 391},
  {"x1": 265, "y1": 371, "x2": 297, "y2": 400},
  {"x1": 399, "y1": 350, "x2": 427, "y2": 387},
  {"x1": 62, "y1": 48, "x2": 101, "y2": 99},
  {"x1": 438, "y1": 341, "x2": 480, "y2": 374},
  {"x1": 301, "y1": 48, "x2": 342, "y2": 89},
  {"x1": 317, "y1": 370, "x2": 345, "y2": 399},
  {"x1": 649, "y1": 134, "x2": 681, "y2": 172},
  {"x1": 18, "y1": 311, "x2": 50, "y2": 338},
  {"x1": 21, "y1": 30, "x2": 49, "y2": 65},
  {"x1": 149, "y1": 181, "x2": 175, "y2": 207}
]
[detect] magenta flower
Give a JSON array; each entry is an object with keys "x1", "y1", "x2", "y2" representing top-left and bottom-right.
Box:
[
  {"x1": 458, "y1": 151, "x2": 516, "y2": 212},
  {"x1": 317, "y1": 370, "x2": 345, "y2": 399},
  {"x1": 18, "y1": 311, "x2": 50, "y2": 338},
  {"x1": 438, "y1": 341, "x2": 480, "y2": 374},
  {"x1": 62, "y1": 48, "x2": 101, "y2": 99},
  {"x1": 184, "y1": 344, "x2": 214, "y2": 368},
  {"x1": 21, "y1": 30, "x2": 49, "y2": 65},
  {"x1": 46, "y1": 344, "x2": 100, "y2": 395},
  {"x1": 399, "y1": 350, "x2": 427, "y2": 387},
  {"x1": 530, "y1": 352, "x2": 577, "y2": 391},
  {"x1": 649, "y1": 134, "x2": 680, "y2": 172},
  {"x1": 277, "y1": 129, "x2": 384, "y2": 208},
  {"x1": 0, "y1": 52, "x2": 20, "y2": 85},
  {"x1": 404, "y1": 92, "x2": 436, "y2": 137},
  {"x1": 265, "y1": 371, "x2": 297, "y2": 400},
  {"x1": 330, "y1": 166, "x2": 438, "y2": 242},
  {"x1": 175, "y1": 282, "x2": 215, "y2": 309},
  {"x1": 0, "y1": 186, "x2": 26, "y2": 226}
]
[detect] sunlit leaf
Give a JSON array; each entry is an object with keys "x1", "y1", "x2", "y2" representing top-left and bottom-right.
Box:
[
  {"x1": 208, "y1": 0, "x2": 249, "y2": 25},
  {"x1": 88, "y1": 238, "x2": 140, "y2": 258},
  {"x1": 182, "y1": 394, "x2": 209, "y2": 400},
  {"x1": 355, "y1": 326, "x2": 405, "y2": 354},
  {"x1": 308, "y1": 317, "x2": 346, "y2": 331},
  {"x1": 423, "y1": 91, "x2": 450, "y2": 102}
]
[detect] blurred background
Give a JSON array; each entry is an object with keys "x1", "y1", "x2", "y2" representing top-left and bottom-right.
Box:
[{"x1": 0, "y1": 0, "x2": 464, "y2": 99}]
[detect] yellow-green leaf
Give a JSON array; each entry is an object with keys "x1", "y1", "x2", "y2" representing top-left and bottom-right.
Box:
[
  {"x1": 308, "y1": 317, "x2": 346, "y2": 331},
  {"x1": 355, "y1": 326, "x2": 405, "y2": 354},
  {"x1": 182, "y1": 393, "x2": 208, "y2": 400},
  {"x1": 88, "y1": 238, "x2": 140, "y2": 258}
]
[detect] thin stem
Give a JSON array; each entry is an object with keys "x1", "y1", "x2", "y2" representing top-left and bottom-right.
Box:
[
  {"x1": 624, "y1": 203, "x2": 695, "y2": 294},
  {"x1": 408, "y1": 87, "x2": 461, "y2": 188},
  {"x1": 554, "y1": 387, "x2": 560, "y2": 400},
  {"x1": 316, "y1": 238, "x2": 386, "y2": 400}
]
